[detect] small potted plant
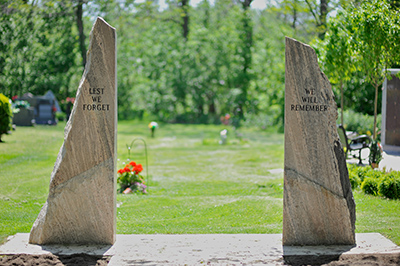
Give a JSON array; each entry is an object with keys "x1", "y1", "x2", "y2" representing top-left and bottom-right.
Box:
[
  {"x1": 117, "y1": 161, "x2": 147, "y2": 194},
  {"x1": 369, "y1": 140, "x2": 382, "y2": 169}
]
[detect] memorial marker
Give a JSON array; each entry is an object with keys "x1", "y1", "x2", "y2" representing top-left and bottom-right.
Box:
[
  {"x1": 29, "y1": 17, "x2": 117, "y2": 245},
  {"x1": 283, "y1": 37, "x2": 356, "y2": 246}
]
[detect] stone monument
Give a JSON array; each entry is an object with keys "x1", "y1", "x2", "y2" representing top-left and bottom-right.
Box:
[
  {"x1": 283, "y1": 37, "x2": 356, "y2": 246},
  {"x1": 29, "y1": 17, "x2": 117, "y2": 245}
]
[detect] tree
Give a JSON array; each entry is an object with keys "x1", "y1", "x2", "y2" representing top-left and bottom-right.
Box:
[
  {"x1": 319, "y1": 11, "x2": 355, "y2": 125},
  {"x1": 0, "y1": 0, "x2": 79, "y2": 100},
  {"x1": 304, "y1": 0, "x2": 329, "y2": 39},
  {"x1": 349, "y1": 0, "x2": 400, "y2": 139},
  {"x1": 233, "y1": 0, "x2": 253, "y2": 122},
  {"x1": 180, "y1": 0, "x2": 189, "y2": 40}
]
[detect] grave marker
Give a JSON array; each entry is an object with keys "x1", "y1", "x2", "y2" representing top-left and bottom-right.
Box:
[
  {"x1": 29, "y1": 17, "x2": 117, "y2": 245},
  {"x1": 283, "y1": 37, "x2": 356, "y2": 246}
]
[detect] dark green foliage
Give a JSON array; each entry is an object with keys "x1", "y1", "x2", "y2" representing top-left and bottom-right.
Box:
[
  {"x1": 379, "y1": 173, "x2": 400, "y2": 199},
  {"x1": 0, "y1": 94, "x2": 12, "y2": 142}
]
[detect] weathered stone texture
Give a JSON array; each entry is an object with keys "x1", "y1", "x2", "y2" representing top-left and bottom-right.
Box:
[
  {"x1": 283, "y1": 37, "x2": 355, "y2": 246},
  {"x1": 29, "y1": 17, "x2": 117, "y2": 245}
]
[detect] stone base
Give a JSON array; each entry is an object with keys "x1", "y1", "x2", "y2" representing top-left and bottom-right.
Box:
[{"x1": 1, "y1": 233, "x2": 399, "y2": 265}]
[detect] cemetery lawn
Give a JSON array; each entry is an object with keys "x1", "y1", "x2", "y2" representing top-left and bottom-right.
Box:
[{"x1": 0, "y1": 121, "x2": 399, "y2": 246}]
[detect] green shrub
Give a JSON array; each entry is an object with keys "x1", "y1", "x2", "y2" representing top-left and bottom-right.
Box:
[
  {"x1": 339, "y1": 109, "x2": 380, "y2": 137},
  {"x1": 351, "y1": 164, "x2": 400, "y2": 200},
  {"x1": 55, "y1": 112, "x2": 66, "y2": 122},
  {"x1": 361, "y1": 176, "x2": 381, "y2": 196},
  {"x1": 379, "y1": 173, "x2": 400, "y2": 199},
  {"x1": 348, "y1": 164, "x2": 375, "y2": 183},
  {"x1": 349, "y1": 172, "x2": 361, "y2": 189},
  {"x1": 0, "y1": 94, "x2": 12, "y2": 142}
]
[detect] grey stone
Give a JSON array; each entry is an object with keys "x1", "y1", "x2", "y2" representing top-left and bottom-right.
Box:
[
  {"x1": 29, "y1": 17, "x2": 117, "y2": 245},
  {"x1": 283, "y1": 37, "x2": 356, "y2": 246}
]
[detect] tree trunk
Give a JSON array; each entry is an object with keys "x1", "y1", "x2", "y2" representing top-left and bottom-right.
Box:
[
  {"x1": 373, "y1": 83, "x2": 379, "y2": 140},
  {"x1": 318, "y1": 0, "x2": 328, "y2": 39},
  {"x1": 340, "y1": 81, "x2": 344, "y2": 126},
  {"x1": 180, "y1": 0, "x2": 189, "y2": 40},
  {"x1": 292, "y1": 0, "x2": 297, "y2": 29},
  {"x1": 76, "y1": 0, "x2": 86, "y2": 67},
  {"x1": 235, "y1": 0, "x2": 253, "y2": 120}
]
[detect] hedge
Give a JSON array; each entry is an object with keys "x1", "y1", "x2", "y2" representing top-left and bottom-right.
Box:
[
  {"x1": 0, "y1": 93, "x2": 12, "y2": 142},
  {"x1": 348, "y1": 164, "x2": 400, "y2": 199}
]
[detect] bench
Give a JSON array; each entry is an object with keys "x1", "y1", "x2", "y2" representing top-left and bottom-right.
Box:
[{"x1": 337, "y1": 125, "x2": 371, "y2": 165}]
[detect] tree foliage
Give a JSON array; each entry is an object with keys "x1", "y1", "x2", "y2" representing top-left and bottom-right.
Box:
[
  {"x1": 5, "y1": 0, "x2": 396, "y2": 130},
  {"x1": 0, "y1": 0, "x2": 81, "y2": 100},
  {"x1": 320, "y1": 0, "x2": 400, "y2": 138}
]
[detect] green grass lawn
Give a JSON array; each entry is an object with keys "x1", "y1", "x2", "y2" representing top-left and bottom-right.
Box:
[{"x1": 0, "y1": 121, "x2": 399, "y2": 245}]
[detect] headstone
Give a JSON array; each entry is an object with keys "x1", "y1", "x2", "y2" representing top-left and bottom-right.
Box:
[
  {"x1": 29, "y1": 17, "x2": 117, "y2": 245},
  {"x1": 283, "y1": 37, "x2": 356, "y2": 246}
]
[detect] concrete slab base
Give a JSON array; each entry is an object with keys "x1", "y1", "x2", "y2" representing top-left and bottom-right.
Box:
[{"x1": 1, "y1": 233, "x2": 399, "y2": 265}]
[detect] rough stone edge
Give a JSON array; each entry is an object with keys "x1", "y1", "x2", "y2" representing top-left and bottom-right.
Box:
[
  {"x1": 283, "y1": 37, "x2": 356, "y2": 245},
  {"x1": 28, "y1": 17, "x2": 117, "y2": 245}
]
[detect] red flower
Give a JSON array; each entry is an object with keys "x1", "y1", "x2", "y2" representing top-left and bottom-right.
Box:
[
  {"x1": 129, "y1": 161, "x2": 137, "y2": 167},
  {"x1": 117, "y1": 169, "x2": 124, "y2": 174},
  {"x1": 134, "y1": 164, "x2": 143, "y2": 174},
  {"x1": 123, "y1": 166, "x2": 130, "y2": 173}
]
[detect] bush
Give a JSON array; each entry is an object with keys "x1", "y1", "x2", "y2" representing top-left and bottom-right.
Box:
[
  {"x1": 349, "y1": 172, "x2": 361, "y2": 189},
  {"x1": 348, "y1": 163, "x2": 375, "y2": 183},
  {"x1": 349, "y1": 164, "x2": 400, "y2": 200},
  {"x1": 0, "y1": 94, "x2": 12, "y2": 142},
  {"x1": 361, "y1": 176, "x2": 381, "y2": 196},
  {"x1": 338, "y1": 109, "x2": 381, "y2": 137},
  {"x1": 379, "y1": 173, "x2": 400, "y2": 199},
  {"x1": 55, "y1": 112, "x2": 66, "y2": 122}
]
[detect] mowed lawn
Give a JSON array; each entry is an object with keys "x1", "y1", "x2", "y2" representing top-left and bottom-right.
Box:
[{"x1": 0, "y1": 121, "x2": 399, "y2": 245}]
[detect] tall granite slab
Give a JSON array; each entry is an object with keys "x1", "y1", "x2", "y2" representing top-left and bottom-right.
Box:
[
  {"x1": 283, "y1": 37, "x2": 355, "y2": 246},
  {"x1": 29, "y1": 17, "x2": 117, "y2": 245}
]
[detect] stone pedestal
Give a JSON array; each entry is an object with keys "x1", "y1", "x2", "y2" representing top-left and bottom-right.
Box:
[
  {"x1": 283, "y1": 37, "x2": 355, "y2": 246},
  {"x1": 29, "y1": 17, "x2": 117, "y2": 245}
]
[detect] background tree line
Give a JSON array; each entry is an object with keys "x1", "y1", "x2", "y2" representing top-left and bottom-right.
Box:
[{"x1": 1, "y1": 0, "x2": 399, "y2": 129}]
